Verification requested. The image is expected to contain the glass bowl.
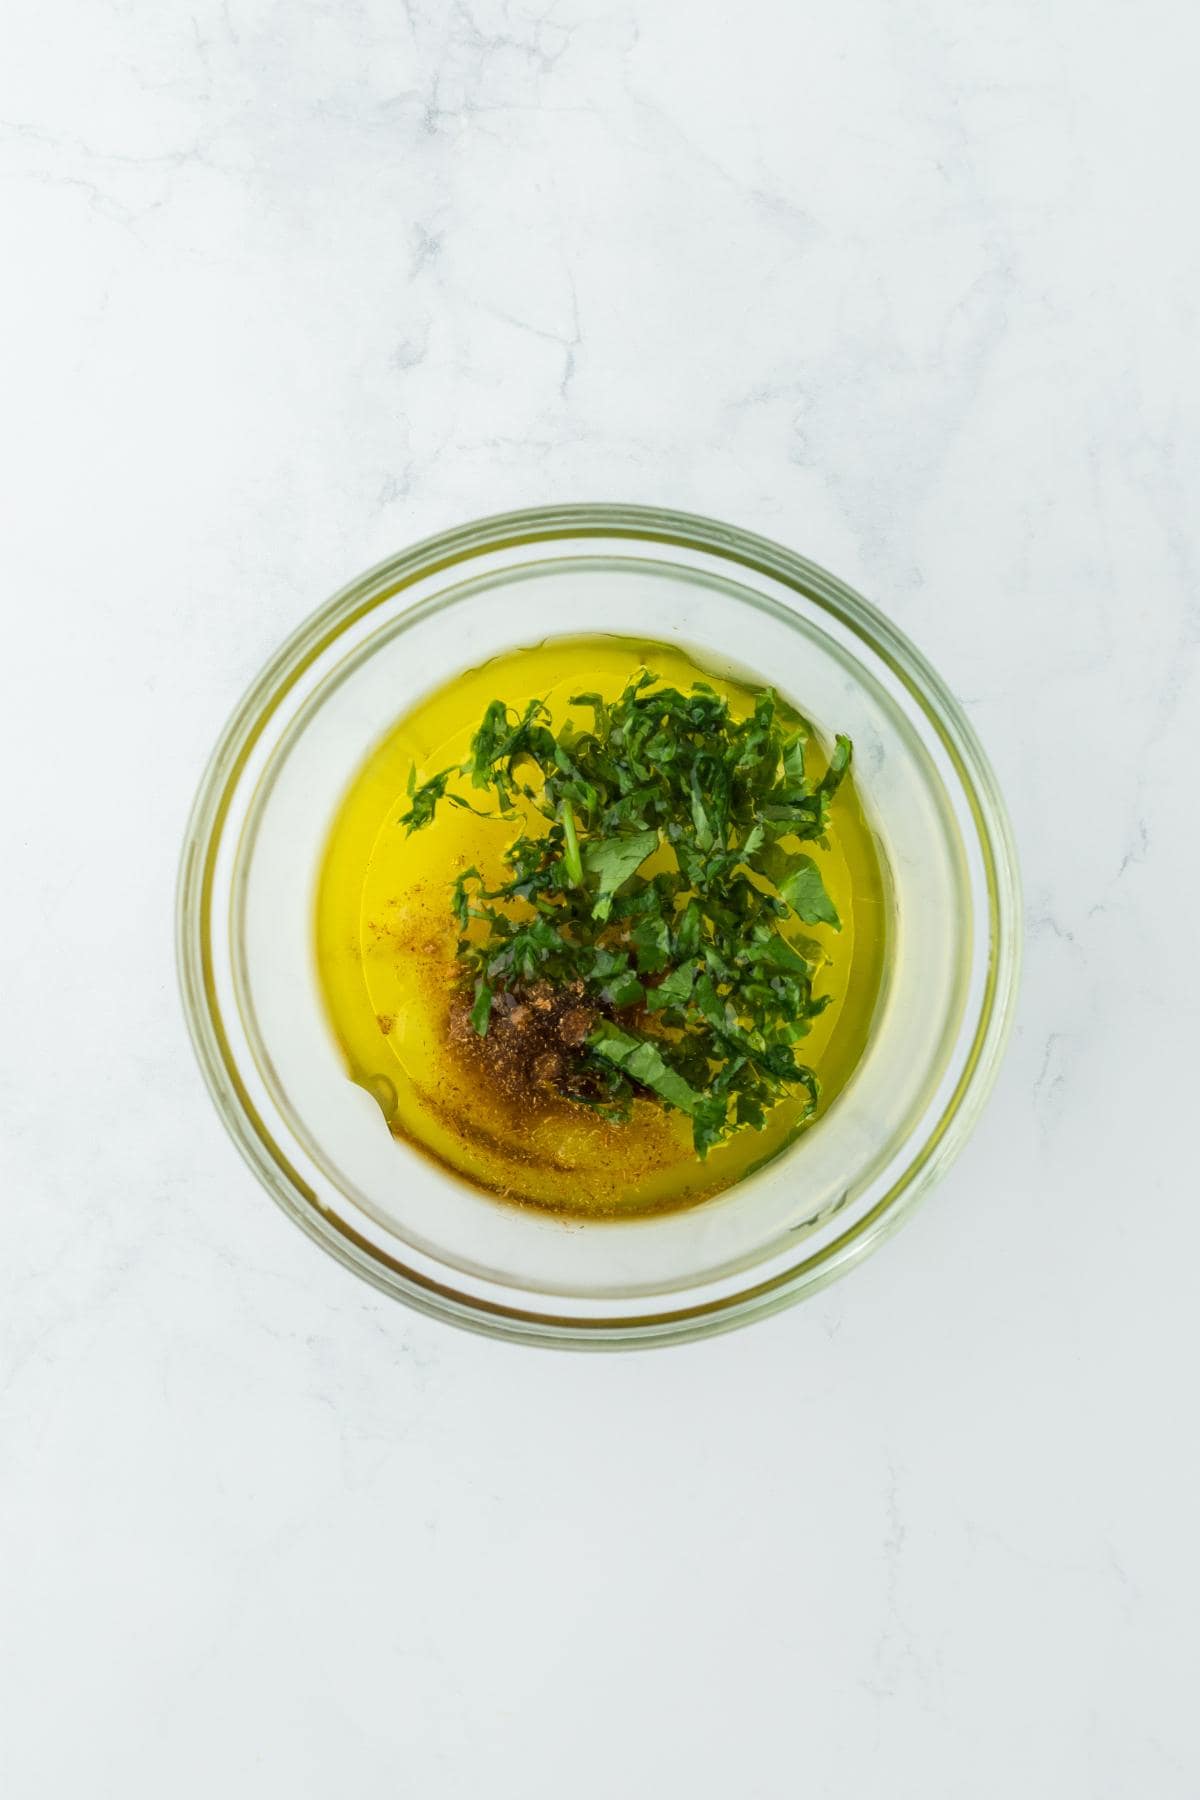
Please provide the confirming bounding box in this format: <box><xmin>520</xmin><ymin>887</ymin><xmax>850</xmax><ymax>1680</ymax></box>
<box><xmin>177</xmin><ymin>505</ymin><xmax>1020</xmax><ymax>1347</ymax></box>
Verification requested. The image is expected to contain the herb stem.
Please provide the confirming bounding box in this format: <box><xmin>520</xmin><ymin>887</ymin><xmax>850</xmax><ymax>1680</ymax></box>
<box><xmin>560</xmin><ymin>798</ymin><xmax>583</xmax><ymax>888</ymax></box>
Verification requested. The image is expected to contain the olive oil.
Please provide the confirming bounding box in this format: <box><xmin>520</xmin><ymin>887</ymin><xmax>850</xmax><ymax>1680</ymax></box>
<box><xmin>315</xmin><ymin>637</ymin><xmax>888</xmax><ymax>1217</ymax></box>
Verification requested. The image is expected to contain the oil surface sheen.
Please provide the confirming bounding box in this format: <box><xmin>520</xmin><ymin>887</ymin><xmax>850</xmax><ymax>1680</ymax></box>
<box><xmin>315</xmin><ymin>637</ymin><xmax>888</xmax><ymax>1217</ymax></box>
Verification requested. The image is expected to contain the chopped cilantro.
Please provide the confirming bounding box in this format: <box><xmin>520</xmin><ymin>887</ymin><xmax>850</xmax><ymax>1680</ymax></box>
<box><xmin>399</xmin><ymin>668</ymin><xmax>853</xmax><ymax>1157</ymax></box>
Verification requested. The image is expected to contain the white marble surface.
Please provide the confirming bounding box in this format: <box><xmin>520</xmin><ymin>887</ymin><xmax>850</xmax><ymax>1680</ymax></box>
<box><xmin>2</xmin><ymin>1</ymin><xmax>1199</xmax><ymax>1793</ymax></box>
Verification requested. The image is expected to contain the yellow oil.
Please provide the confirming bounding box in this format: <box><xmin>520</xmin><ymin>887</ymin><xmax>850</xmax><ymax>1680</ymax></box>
<box><xmin>314</xmin><ymin>636</ymin><xmax>888</xmax><ymax>1217</ymax></box>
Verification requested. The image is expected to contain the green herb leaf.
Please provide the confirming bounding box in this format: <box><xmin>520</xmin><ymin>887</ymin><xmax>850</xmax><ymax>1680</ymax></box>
<box><xmin>776</xmin><ymin>855</ymin><xmax>841</xmax><ymax>928</ymax></box>
<box><xmin>400</xmin><ymin>766</ymin><xmax>454</xmax><ymax>833</ymax></box>
<box><xmin>752</xmin><ymin>933</ymin><xmax>817</xmax><ymax>975</ymax></box>
<box><xmin>782</xmin><ymin>727</ymin><xmax>809</xmax><ymax>792</ymax></box>
<box><xmin>646</xmin><ymin>961</ymin><xmax>696</xmax><ymax>1013</ymax></box>
<box><xmin>589</xmin><ymin>1023</ymin><xmax>703</xmax><ymax>1116</ymax></box>
<box><xmin>470</xmin><ymin>979</ymin><xmax>493</xmax><ymax>1036</ymax></box>
<box><xmin>604</xmin><ymin>970</ymin><xmax>646</xmax><ymax>1011</ymax></box>
<box><xmin>582</xmin><ymin>828</ymin><xmax>658</xmax><ymax>917</ymax></box>
<box><xmin>820</xmin><ymin>734</ymin><xmax>852</xmax><ymax>797</ymax></box>
<box><xmin>630</xmin><ymin>913</ymin><xmax>672</xmax><ymax>973</ymax></box>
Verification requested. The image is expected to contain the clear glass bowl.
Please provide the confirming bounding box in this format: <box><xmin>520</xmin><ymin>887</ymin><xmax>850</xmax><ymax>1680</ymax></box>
<box><xmin>177</xmin><ymin>506</ymin><xmax>1020</xmax><ymax>1347</ymax></box>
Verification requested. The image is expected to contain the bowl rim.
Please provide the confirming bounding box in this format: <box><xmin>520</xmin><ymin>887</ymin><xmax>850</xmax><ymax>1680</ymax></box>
<box><xmin>177</xmin><ymin>503</ymin><xmax>1022</xmax><ymax>1348</ymax></box>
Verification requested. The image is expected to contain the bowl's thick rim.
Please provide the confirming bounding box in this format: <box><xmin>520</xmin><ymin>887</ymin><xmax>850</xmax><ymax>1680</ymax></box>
<box><xmin>177</xmin><ymin>503</ymin><xmax>1022</xmax><ymax>1348</ymax></box>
